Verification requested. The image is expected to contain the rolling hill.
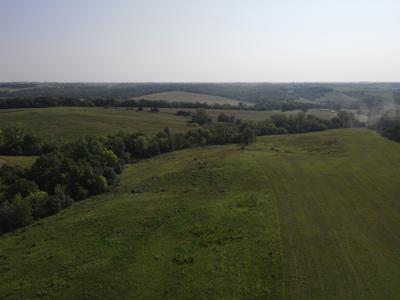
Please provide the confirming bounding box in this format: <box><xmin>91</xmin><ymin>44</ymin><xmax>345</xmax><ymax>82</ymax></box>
<box><xmin>0</xmin><ymin>128</ymin><xmax>399</xmax><ymax>299</ymax></box>
<box><xmin>0</xmin><ymin>107</ymin><xmax>339</xmax><ymax>142</ymax></box>
<box><xmin>0</xmin><ymin>107</ymin><xmax>194</xmax><ymax>141</ymax></box>
<box><xmin>133</xmin><ymin>91</ymin><xmax>247</xmax><ymax>106</ymax></box>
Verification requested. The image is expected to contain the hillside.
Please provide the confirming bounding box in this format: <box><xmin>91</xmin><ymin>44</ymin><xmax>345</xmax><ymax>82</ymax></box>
<box><xmin>133</xmin><ymin>91</ymin><xmax>246</xmax><ymax>106</ymax></box>
<box><xmin>0</xmin><ymin>129</ymin><xmax>399</xmax><ymax>299</ymax></box>
<box><xmin>0</xmin><ymin>107</ymin><xmax>339</xmax><ymax>141</ymax></box>
<box><xmin>0</xmin><ymin>107</ymin><xmax>193</xmax><ymax>141</ymax></box>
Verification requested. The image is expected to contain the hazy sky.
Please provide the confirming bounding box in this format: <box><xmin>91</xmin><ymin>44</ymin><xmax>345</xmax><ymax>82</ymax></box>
<box><xmin>1</xmin><ymin>0</ymin><xmax>399</xmax><ymax>82</ymax></box>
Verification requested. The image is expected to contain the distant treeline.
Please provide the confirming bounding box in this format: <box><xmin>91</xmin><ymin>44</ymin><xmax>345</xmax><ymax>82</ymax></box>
<box><xmin>374</xmin><ymin>116</ymin><xmax>400</xmax><ymax>142</ymax></box>
<box><xmin>0</xmin><ymin>82</ymin><xmax>333</xmax><ymax>102</ymax></box>
<box><xmin>2</xmin><ymin>82</ymin><xmax>400</xmax><ymax>113</ymax></box>
<box><xmin>0</xmin><ymin>110</ymin><xmax>362</xmax><ymax>234</ymax></box>
<box><xmin>0</xmin><ymin>96</ymin><xmax>322</xmax><ymax>111</ymax></box>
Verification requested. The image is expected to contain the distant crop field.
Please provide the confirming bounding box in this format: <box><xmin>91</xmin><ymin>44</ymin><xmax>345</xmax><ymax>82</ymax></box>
<box><xmin>1</xmin><ymin>129</ymin><xmax>399</xmax><ymax>299</ymax></box>
<box><xmin>133</xmin><ymin>90</ymin><xmax>248</xmax><ymax>106</ymax></box>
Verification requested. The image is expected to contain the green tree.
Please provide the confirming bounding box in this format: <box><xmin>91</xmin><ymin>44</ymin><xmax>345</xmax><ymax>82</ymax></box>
<box><xmin>11</xmin><ymin>194</ymin><xmax>33</xmax><ymax>227</ymax></box>
<box><xmin>191</xmin><ymin>109</ymin><xmax>212</xmax><ymax>125</ymax></box>
<box><xmin>240</xmin><ymin>127</ymin><xmax>256</xmax><ymax>145</ymax></box>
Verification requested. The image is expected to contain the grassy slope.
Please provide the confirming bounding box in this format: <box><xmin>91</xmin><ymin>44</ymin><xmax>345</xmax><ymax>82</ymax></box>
<box><xmin>0</xmin><ymin>107</ymin><xmax>193</xmax><ymax>141</ymax></box>
<box><xmin>0</xmin><ymin>107</ymin><xmax>337</xmax><ymax>141</ymax></box>
<box><xmin>133</xmin><ymin>90</ymin><xmax>246</xmax><ymax>106</ymax></box>
<box><xmin>268</xmin><ymin>130</ymin><xmax>400</xmax><ymax>299</ymax></box>
<box><xmin>1</xmin><ymin>129</ymin><xmax>400</xmax><ymax>299</ymax></box>
<box><xmin>0</xmin><ymin>144</ymin><xmax>282</xmax><ymax>299</ymax></box>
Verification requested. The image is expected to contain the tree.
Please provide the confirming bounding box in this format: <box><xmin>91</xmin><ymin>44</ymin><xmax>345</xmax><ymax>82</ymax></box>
<box><xmin>240</xmin><ymin>127</ymin><xmax>256</xmax><ymax>145</ymax></box>
<box><xmin>191</xmin><ymin>109</ymin><xmax>212</xmax><ymax>125</ymax></box>
<box><xmin>5</xmin><ymin>178</ymin><xmax>38</xmax><ymax>199</ymax></box>
<box><xmin>270</xmin><ymin>114</ymin><xmax>288</xmax><ymax>128</ymax></box>
<box><xmin>0</xmin><ymin>126</ymin><xmax>24</xmax><ymax>154</ymax></box>
<box><xmin>10</xmin><ymin>194</ymin><xmax>32</xmax><ymax>228</ymax></box>
<box><xmin>22</xmin><ymin>134</ymin><xmax>43</xmax><ymax>155</ymax></box>
<box><xmin>103</xmin><ymin>167</ymin><xmax>119</xmax><ymax>186</ymax></box>
<box><xmin>217</xmin><ymin>113</ymin><xmax>234</xmax><ymax>123</ymax></box>
<box><xmin>89</xmin><ymin>176</ymin><xmax>108</xmax><ymax>194</ymax></box>
<box><xmin>27</xmin><ymin>191</ymin><xmax>50</xmax><ymax>219</ymax></box>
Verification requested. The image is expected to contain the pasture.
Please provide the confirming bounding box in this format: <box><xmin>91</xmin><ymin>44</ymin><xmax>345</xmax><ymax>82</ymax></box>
<box><xmin>0</xmin><ymin>107</ymin><xmax>339</xmax><ymax>141</ymax></box>
<box><xmin>0</xmin><ymin>107</ymin><xmax>193</xmax><ymax>140</ymax></box>
<box><xmin>0</xmin><ymin>128</ymin><xmax>399</xmax><ymax>299</ymax></box>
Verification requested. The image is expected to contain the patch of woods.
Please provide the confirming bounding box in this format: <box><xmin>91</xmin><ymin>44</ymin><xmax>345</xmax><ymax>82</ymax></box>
<box><xmin>373</xmin><ymin>115</ymin><xmax>400</xmax><ymax>142</ymax></box>
<box><xmin>0</xmin><ymin>110</ymin><xmax>362</xmax><ymax>234</ymax></box>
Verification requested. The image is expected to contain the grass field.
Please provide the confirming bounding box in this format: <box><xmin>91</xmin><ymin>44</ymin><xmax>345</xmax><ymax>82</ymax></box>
<box><xmin>133</xmin><ymin>90</ymin><xmax>246</xmax><ymax>106</ymax></box>
<box><xmin>0</xmin><ymin>156</ymin><xmax>37</xmax><ymax>168</ymax></box>
<box><xmin>0</xmin><ymin>128</ymin><xmax>399</xmax><ymax>299</ymax></box>
<box><xmin>0</xmin><ymin>107</ymin><xmax>338</xmax><ymax>141</ymax></box>
<box><xmin>0</xmin><ymin>107</ymin><xmax>193</xmax><ymax>141</ymax></box>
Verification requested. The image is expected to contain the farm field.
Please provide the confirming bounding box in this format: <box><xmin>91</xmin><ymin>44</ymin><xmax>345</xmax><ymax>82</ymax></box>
<box><xmin>0</xmin><ymin>128</ymin><xmax>399</xmax><ymax>299</ymax></box>
<box><xmin>132</xmin><ymin>90</ymin><xmax>247</xmax><ymax>106</ymax></box>
<box><xmin>0</xmin><ymin>107</ymin><xmax>342</xmax><ymax>141</ymax></box>
<box><xmin>0</xmin><ymin>107</ymin><xmax>194</xmax><ymax>141</ymax></box>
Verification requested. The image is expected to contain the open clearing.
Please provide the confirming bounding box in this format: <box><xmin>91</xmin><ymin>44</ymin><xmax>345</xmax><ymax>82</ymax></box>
<box><xmin>0</xmin><ymin>156</ymin><xmax>37</xmax><ymax>168</ymax></box>
<box><xmin>0</xmin><ymin>128</ymin><xmax>399</xmax><ymax>299</ymax></box>
<box><xmin>133</xmin><ymin>90</ymin><xmax>247</xmax><ymax>106</ymax></box>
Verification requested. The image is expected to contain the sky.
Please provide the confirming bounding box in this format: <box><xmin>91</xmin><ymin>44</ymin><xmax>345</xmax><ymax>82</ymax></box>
<box><xmin>0</xmin><ymin>0</ymin><xmax>399</xmax><ymax>82</ymax></box>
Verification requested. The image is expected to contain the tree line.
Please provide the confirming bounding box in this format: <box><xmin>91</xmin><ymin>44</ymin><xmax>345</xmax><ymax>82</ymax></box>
<box><xmin>0</xmin><ymin>110</ymin><xmax>362</xmax><ymax>234</ymax></box>
<box><xmin>0</xmin><ymin>96</ymin><xmax>325</xmax><ymax>112</ymax></box>
<box><xmin>374</xmin><ymin>116</ymin><xmax>400</xmax><ymax>142</ymax></box>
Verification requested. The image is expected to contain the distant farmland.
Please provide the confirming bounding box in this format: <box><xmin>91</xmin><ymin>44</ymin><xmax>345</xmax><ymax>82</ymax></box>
<box><xmin>133</xmin><ymin>90</ymin><xmax>248</xmax><ymax>106</ymax></box>
<box><xmin>0</xmin><ymin>106</ymin><xmax>367</xmax><ymax>142</ymax></box>
<box><xmin>0</xmin><ymin>107</ymin><xmax>335</xmax><ymax>140</ymax></box>
<box><xmin>0</xmin><ymin>107</ymin><xmax>193</xmax><ymax>141</ymax></box>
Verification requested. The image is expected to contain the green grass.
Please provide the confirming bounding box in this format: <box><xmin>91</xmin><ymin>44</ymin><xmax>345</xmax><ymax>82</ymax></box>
<box><xmin>133</xmin><ymin>90</ymin><xmax>247</xmax><ymax>106</ymax></box>
<box><xmin>0</xmin><ymin>156</ymin><xmax>37</xmax><ymax>168</ymax></box>
<box><xmin>0</xmin><ymin>142</ymin><xmax>282</xmax><ymax>299</ymax></box>
<box><xmin>0</xmin><ymin>107</ymin><xmax>194</xmax><ymax>141</ymax></box>
<box><xmin>1</xmin><ymin>129</ymin><xmax>400</xmax><ymax>299</ymax></box>
<box><xmin>0</xmin><ymin>107</ymin><xmax>336</xmax><ymax>142</ymax></box>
